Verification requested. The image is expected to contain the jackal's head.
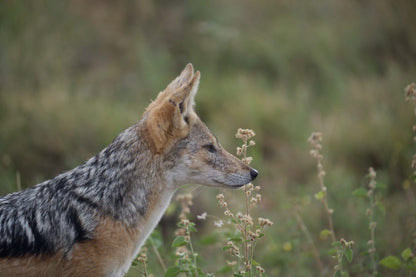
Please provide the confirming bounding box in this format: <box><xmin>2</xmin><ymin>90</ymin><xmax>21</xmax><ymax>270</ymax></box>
<box><xmin>143</xmin><ymin>64</ymin><xmax>258</xmax><ymax>188</ymax></box>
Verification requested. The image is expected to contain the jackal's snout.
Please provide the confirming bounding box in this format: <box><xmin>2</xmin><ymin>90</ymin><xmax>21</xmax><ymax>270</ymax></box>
<box><xmin>250</xmin><ymin>168</ymin><xmax>259</xmax><ymax>181</ymax></box>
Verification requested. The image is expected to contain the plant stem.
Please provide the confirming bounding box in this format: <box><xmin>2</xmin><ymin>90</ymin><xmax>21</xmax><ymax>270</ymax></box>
<box><xmin>187</xmin><ymin>227</ymin><xmax>199</xmax><ymax>277</ymax></box>
<box><xmin>317</xmin><ymin>165</ymin><xmax>337</xmax><ymax>244</ymax></box>
<box><xmin>368</xmin><ymin>168</ymin><xmax>378</xmax><ymax>276</ymax></box>
<box><xmin>294</xmin><ymin>208</ymin><xmax>324</xmax><ymax>276</ymax></box>
<box><xmin>149</xmin><ymin>237</ymin><xmax>167</xmax><ymax>272</ymax></box>
<box><xmin>241</xmin><ymin>135</ymin><xmax>252</xmax><ymax>276</ymax></box>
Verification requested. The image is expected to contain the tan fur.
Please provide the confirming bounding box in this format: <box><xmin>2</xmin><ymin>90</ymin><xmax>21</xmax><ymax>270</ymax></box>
<box><xmin>0</xmin><ymin>218</ymin><xmax>139</xmax><ymax>277</ymax></box>
<box><xmin>68</xmin><ymin>217</ymin><xmax>141</xmax><ymax>277</ymax></box>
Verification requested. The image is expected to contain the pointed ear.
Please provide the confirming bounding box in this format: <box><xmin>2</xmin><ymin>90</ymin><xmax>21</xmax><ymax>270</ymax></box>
<box><xmin>144</xmin><ymin>64</ymin><xmax>201</xmax><ymax>153</ymax></box>
<box><xmin>170</xmin><ymin>70</ymin><xmax>200</xmax><ymax>119</ymax></box>
<box><xmin>166</xmin><ymin>63</ymin><xmax>194</xmax><ymax>91</ymax></box>
<box><xmin>144</xmin><ymin>63</ymin><xmax>194</xmax><ymax>114</ymax></box>
<box><xmin>144</xmin><ymin>68</ymin><xmax>201</xmax><ymax>154</ymax></box>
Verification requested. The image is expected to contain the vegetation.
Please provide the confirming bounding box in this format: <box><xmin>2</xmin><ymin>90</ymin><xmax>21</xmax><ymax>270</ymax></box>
<box><xmin>1</xmin><ymin>0</ymin><xmax>416</xmax><ymax>276</ymax></box>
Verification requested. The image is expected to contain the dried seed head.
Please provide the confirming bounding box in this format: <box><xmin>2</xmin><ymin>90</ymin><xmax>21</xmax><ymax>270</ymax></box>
<box><xmin>241</xmin><ymin>214</ymin><xmax>254</xmax><ymax>225</ymax></box>
<box><xmin>405</xmin><ymin>83</ymin><xmax>416</xmax><ymax>103</ymax></box>
<box><xmin>180</xmin><ymin>218</ymin><xmax>190</xmax><ymax>225</ymax></box>
<box><xmin>242</xmin><ymin>157</ymin><xmax>253</xmax><ymax>165</ymax></box>
<box><xmin>308</xmin><ymin>132</ymin><xmax>323</xmax><ymax>145</ymax></box>
<box><xmin>368</xmin><ymin>167</ymin><xmax>376</xmax><ymax>179</ymax></box>
<box><xmin>236</xmin><ymin>128</ymin><xmax>256</xmax><ymax>140</ymax></box>
<box><xmin>258</xmin><ymin>217</ymin><xmax>274</xmax><ymax>227</ymax></box>
<box><xmin>137</xmin><ymin>252</ymin><xmax>148</xmax><ymax>263</ymax></box>
<box><xmin>249</xmin><ymin>230</ymin><xmax>258</xmax><ymax>240</ymax></box>
<box><xmin>227</xmin><ymin>261</ymin><xmax>237</xmax><ymax>266</ymax></box>
<box><xmin>224</xmin><ymin>210</ymin><xmax>232</xmax><ymax>216</ymax></box>
<box><xmin>256</xmin><ymin>265</ymin><xmax>265</xmax><ymax>273</ymax></box>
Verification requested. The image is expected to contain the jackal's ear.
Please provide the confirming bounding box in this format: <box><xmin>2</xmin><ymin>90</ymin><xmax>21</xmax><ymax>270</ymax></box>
<box><xmin>170</xmin><ymin>70</ymin><xmax>200</xmax><ymax>119</ymax></box>
<box><xmin>144</xmin><ymin>64</ymin><xmax>195</xmax><ymax>114</ymax></box>
<box><xmin>166</xmin><ymin>63</ymin><xmax>195</xmax><ymax>92</ymax></box>
<box><xmin>144</xmin><ymin>67</ymin><xmax>200</xmax><ymax>154</ymax></box>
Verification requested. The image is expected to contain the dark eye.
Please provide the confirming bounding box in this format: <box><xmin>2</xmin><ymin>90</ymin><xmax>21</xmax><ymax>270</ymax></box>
<box><xmin>203</xmin><ymin>143</ymin><xmax>216</xmax><ymax>153</ymax></box>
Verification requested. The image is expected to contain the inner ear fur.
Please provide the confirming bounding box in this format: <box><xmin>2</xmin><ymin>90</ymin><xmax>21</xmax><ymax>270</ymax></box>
<box><xmin>144</xmin><ymin>64</ymin><xmax>200</xmax><ymax>154</ymax></box>
<box><xmin>170</xmin><ymin>71</ymin><xmax>200</xmax><ymax>117</ymax></box>
<box><xmin>145</xmin><ymin>99</ymin><xmax>189</xmax><ymax>154</ymax></box>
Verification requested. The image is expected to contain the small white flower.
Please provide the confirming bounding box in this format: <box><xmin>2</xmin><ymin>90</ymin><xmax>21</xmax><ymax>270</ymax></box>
<box><xmin>197</xmin><ymin>212</ymin><xmax>207</xmax><ymax>220</ymax></box>
<box><xmin>214</xmin><ymin>220</ymin><xmax>224</xmax><ymax>227</ymax></box>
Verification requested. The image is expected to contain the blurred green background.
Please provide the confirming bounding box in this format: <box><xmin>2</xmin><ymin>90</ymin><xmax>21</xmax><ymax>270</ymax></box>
<box><xmin>1</xmin><ymin>0</ymin><xmax>416</xmax><ymax>276</ymax></box>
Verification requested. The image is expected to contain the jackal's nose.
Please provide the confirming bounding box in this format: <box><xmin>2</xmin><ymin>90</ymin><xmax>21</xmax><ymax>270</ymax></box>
<box><xmin>250</xmin><ymin>168</ymin><xmax>258</xmax><ymax>181</ymax></box>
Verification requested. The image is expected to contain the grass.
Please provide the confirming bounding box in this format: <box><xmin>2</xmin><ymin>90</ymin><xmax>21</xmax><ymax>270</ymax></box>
<box><xmin>1</xmin><ymin>0</ymin><xmax>416</xmax><ymax>276</ymax></box>
<box><xmin>129</xmin><ymin>95</ymin><xmax>416</xmax><ymax>276</ymax></box>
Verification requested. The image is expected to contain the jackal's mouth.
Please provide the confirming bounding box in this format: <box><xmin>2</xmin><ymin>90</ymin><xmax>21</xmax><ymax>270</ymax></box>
<box><xmin>212</xmin><ymin>179</ymin><xmax>248</xmax><ymax>189</ymax></box>
<box><xmin>230</xmin><ymin>184</ymin><xmax>246</xmax><ymax>189</ymax></box>
<box><xmin>212</xmin><ymin>169</ymin><xmax>258</xmax><ymax>189</ymax></box>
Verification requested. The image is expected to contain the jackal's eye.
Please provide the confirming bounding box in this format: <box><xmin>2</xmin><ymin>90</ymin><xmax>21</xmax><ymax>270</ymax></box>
<box><xmin>203</xmin><ymin>143</ymin><xmax>216</xmax><ymax>153</ymax></box>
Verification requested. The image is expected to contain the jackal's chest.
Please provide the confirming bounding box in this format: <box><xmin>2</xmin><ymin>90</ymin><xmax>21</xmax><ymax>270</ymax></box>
<box><xmin>86</xmin><ymin>188</ymin><xmax>176</xmax><ymax>276</ymax></box>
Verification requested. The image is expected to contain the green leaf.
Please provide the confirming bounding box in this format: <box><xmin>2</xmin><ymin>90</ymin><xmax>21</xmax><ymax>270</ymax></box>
<box><xmin>405</xmin><ymin>258</ymin><xmax>416</xmax><ymax>272</ymax></box>
<box><xmin>188</xmin><ymin>225</ymin><xmax>197</xmax><ymax>232</ymax></box>
<box><xmin>332</xmin><ymin>241</ymin><xmax>342</xmax><ymax>247</ymax></box>
<box><xmin>164</xmin><ymin>266</ymin><xmax>185</xmax><ymax>277</ymax></box>
<box><xmin>314</xmin><ymin>190</ymin><xmax>325</xmax><ymax>200</ymax></box>
<box><xmin>233</xmin><ymin>274</ymin><xmax>243</xmax><ymax>277</ymax></box>
<box><xmin>352</xmin><ymin>187</ymin><xmax>368</xmax><ymax>198</ymax></box>
<box><xmin>320</xmin><ymin>229</ymin><xmax>331</xmax><ymax>240</ymax></box>
<box><xmin>379</xmin><ymin>255</ymin><xmax>402</xmax><ymax>270</ymax></box>
<box><xmin>131</xmin><ymin>258</ymin><xmax>139</xmax><ymax>267</ymax></box>
<box><xmin>172</xmin><ymin>236</ymin><xmax>188</xmax><ymax>247</ymax></box>
<box><xmin>328</xmin><ymin>247</ymin><xmax>338</xmax><ymax>256</ymax></box>
<box><xmin>345</xmin><ymin>248</ymin><xmax>353</xmax><ymax>263</ymax></box>
<box><xmin>401</xmin><ymin>248</ymin><xmax>413</xmax><ymax>261</ymax></box>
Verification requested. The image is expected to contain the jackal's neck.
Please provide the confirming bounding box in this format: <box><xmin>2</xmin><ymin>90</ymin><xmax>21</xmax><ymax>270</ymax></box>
<box><xmin>69</xmin><ymin>122</ymin><xmax>176</xmax><ymax>226</ymax></box>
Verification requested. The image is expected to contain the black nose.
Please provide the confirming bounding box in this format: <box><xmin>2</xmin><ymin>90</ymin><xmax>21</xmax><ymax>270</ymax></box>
<box><xmin>250</xmin><ymin>168</ymin><xmax>259</xmax><ymax>181</ymax></box>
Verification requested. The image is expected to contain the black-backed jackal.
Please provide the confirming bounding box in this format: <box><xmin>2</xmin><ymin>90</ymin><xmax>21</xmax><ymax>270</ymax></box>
<box><xmin>0</xmin><ymin>64</ymin><xmax>258</xmax><ymax>276</ymax></box>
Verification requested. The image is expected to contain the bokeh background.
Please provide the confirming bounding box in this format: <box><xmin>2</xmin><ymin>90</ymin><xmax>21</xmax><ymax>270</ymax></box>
<box><xmin>1</xmin><ymin>0</ymin><xmax>416</xmax><ymax>276</ymax></box>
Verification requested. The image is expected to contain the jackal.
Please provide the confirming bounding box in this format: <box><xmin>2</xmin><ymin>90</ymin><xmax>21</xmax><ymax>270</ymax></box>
<box><xmin>0</xmin><ymin>64</ymin><xmax>258</xmax><ymax>277</ymax></box>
